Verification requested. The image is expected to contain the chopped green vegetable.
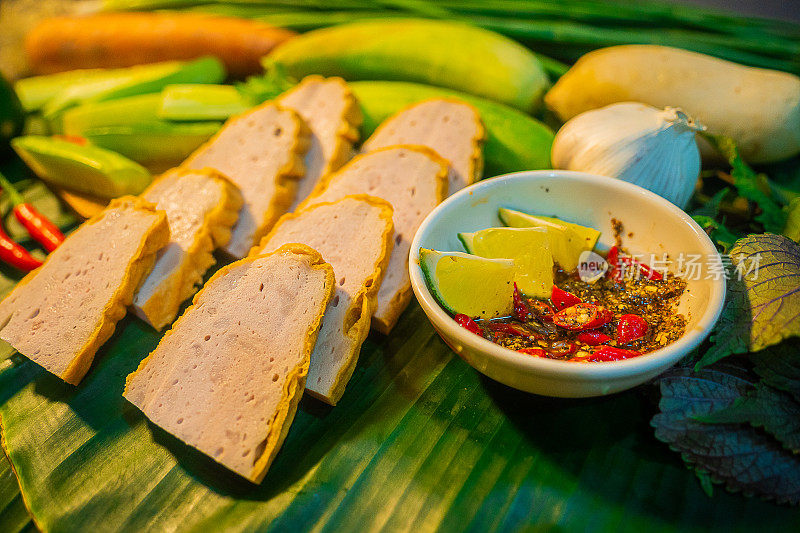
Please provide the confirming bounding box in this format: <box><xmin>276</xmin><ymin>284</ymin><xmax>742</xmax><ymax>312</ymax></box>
<box><xmin>41</xmin><ymin>57</ymin><xmax>226</xmax><ymax>121</ymax></box>
<box><xmin>158</xmin><ymin>84</ymin><xmax>252</xmax><ymax>121</ymax></box>
<box><xmin>11</xmin><ymin>136</ymin><xmax>151</xmax><ymax>198</ymax></box>
<box><xmin>62</xmin><ymin>93</ymin><xmax>165</xmax><ymax>132</ymax></box>
<box><xmin>79</xmin><ymin>123</ymin><xmax>220</xmax><ymax>168</ymax></box>
<box><xmin>15</xmin><ymin>68</ymin><xmax>127</xmax><ymax>113</ymax></box>
<box><xmin>698</xmin><ymin>234</ymin><xmax>800</xmax><ymax>369</ymax></box>
<box><xmin>61</xmin><ymin>94</ymin><xmax>221</xmax><ymax>167</ymax></box>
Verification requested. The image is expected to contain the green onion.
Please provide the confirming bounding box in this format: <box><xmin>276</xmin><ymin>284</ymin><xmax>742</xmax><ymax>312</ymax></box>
<box><xmin>105</xmin><ymin>0</ymin><xmax>800</xmax><ymax>74</ymax></box>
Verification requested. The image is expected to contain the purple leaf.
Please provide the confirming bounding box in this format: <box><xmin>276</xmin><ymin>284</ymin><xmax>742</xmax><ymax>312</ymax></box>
<box><xmin>652</xmin><ymin>367</ymin><xmax>800</xmax><ymax>504</ymax></box>
<box><xmin>751</xmin><ymin>340</ymin><xmax>800</xmax><ymax>404</ymax></box>
<box><xmin>698</xmin><ymin>382</ymin><xmax>800</xmax><ymax>453</ymax></box>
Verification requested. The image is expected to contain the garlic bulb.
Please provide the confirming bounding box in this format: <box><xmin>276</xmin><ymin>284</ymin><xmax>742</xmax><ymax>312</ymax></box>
<box><xmin>551</xmin><ymin>102</ymin><xmax>704</xmax><ymax>208</ymax></box>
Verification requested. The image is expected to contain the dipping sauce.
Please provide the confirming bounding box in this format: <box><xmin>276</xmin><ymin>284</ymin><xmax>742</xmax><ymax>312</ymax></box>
<box><xmin>455</xmin><ymin>246</ymin><xmax>687</xmax><ymax>362</ymax></box>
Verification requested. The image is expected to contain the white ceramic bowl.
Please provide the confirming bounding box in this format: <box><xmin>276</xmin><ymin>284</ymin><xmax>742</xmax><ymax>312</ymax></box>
<box><xmin>409</xmin><ymin>170</ymin><xmax>726</xmax><ymax>398</ymax></box>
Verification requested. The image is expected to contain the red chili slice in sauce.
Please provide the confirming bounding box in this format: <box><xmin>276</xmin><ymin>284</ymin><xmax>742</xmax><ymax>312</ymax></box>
<box><xmin>606</xmin><ymin>246</ymin><xmax>663</xmax><ymax>281</ymax></box>
<box><xmin>577</xmin><ymin>331</ymin><xmax>612</xmax><ymax>346</ymax></box>
<box><xmin>487</xmin><ymin>322</ymin><xmax>528</xmax><ymax>337</ymax></box>
<box><xmin>528</xmin><ymin>300</ymin><xmax>555</xmax><ymax>322</ymax></box>
<box><xmin>548</xmin><ymin>341</ymin><xmax>577</xmax><ymax>357</ymax></box>
<box><xmin>621</xmin><ymin>257</ymin><xmax>663</xmax><ymax>281</ymax></box>
<box><xmin>588</xmin><ymin>346</ymin><xmax>641</xmax><ymax>362</ymax></box>
<box><xmin>455</xmin><ymin>314</ymin><xmax>483</xmax><ymax>337</ymax></box>
<box><xmin>606</xmin><ymin>245</ymin><xmax>621</xmax><ymax>280</ymax></box>
<box><xmin>551</xmin><ymin>286</ymin><xmax>581</xmax><ymax>310</ymax></box>
<box><xmin>616</xmin><ymin>314</ymin><xmax>649</xmax><ymax>344</ymax></box>
<box><xmin>552</xmin><ymin>303</ymin><xmax>612</xmax><ymax>331</ymax></box>
<box><xmin>517</xmin><ymin>347</ymin><xmax>546</xmax><ymax>357</ymax></box>
<box><xmin>512</xmin><ymin>283</ymin><xmax>532</xmax><ymax>321</ymax></box>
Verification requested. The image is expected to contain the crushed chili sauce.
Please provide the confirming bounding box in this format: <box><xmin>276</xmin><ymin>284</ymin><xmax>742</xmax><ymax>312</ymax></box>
<box><xmin>461</xmin><ymin>256</ymin><xmax>687</xmax><ymax>362</ymax></box>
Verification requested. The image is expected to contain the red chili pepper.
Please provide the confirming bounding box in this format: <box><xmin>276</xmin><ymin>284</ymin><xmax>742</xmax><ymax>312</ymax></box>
<box><xmin>589</xmin><ymin>346</ymin><xmax>642</xmax><ymax>362</ymax></box>
<box><xmin>517</xmin><ymin>347</ymin><xmax>546</xmax><ymax>357</ymax></box>
<box><xmin>548</xmin><ymin>341</ymin><xmax>577</xmax><ymax>357</ymax></box>
<box><xmin>528</xmin><ymin>300</ymin><xmax>555</xmax><ymax>322</ymax></box>
<box><xmin>551</xmin><ymin>285</ymin><xmax>581</xmax><ymax>310</ymax></box>
<box><xmin>0</xmin><ymin>172</ymin><xmax>65</xmax><ymax>252</ymax></box>
<box><xmin>577</xmin><ymin>331</ymin><xmax>612</xmax><ymax>346</ymax></box>
<box><xmin>454</xmin><ymin>314</ymin><xmax>483</xmax><ymax>337</ymax></box>
<box><xmin>606</xmin><ymin>246</ymin><xmax>621</xmax><ymax>281</ymax></box>
<box><xmin>53</xmin><ymin>134</ymin><xmax>88</xmax><ymax>146</ymax></box>
<box><xmin>487</xmin><ymin>322</ymin><xmax>527</xmax><ymax>336</ymax></box>
<box><xmin>0</xmin><ymin>225</ymin><xmax>42</xmax><ymax>272</ymax></box>
<box><xmin>512</xmin><ymin>283</ymin><xmax>531</xmax><ymax>321</ymax></box>
<box><xmin>607</xmin><ymin>246</ymin><xmax>663</xmax><ymax>281</ymax></box>
<box><xmin>620</xmin><ymin>257</ymin><xmax>663</xmax><ymax>281</ymax></box>
<box><xmin>616</xmin><ymin>314</ymin><xmax>649</xmax><ymax>344</ymax></box>
<box><xmin>552</xmin><ymin>302</ymin><xmax>612</xmax><ymax>331</ymax></box>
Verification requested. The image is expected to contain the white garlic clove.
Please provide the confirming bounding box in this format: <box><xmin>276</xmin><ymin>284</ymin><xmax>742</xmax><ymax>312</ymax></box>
<box><xmin>551</xmin><ymin>102</ymin><xmax>705</xmax><ymax>208</ymax></box>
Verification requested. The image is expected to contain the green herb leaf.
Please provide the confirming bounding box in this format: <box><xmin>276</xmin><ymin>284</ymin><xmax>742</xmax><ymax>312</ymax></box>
<box><xmin>692</xmin><ymin>186</ymin><xmax>731</xmax><ymax>218</ymax></box>
<box><xmin>697</xmin><ymin>233</ymin><xmax>800</xmax><ymax>369</ymax></box>
<box><xmin>702</xmin><ymin>133</ymin><xmax>787</xmax><ymax>234</ymax></box>
<box><xmin>692</xmin><ymin>215</ymin><xmax>740</xmax><ymax>253</ymax></box>
<box><xmin>697</xmin><ymin>382</ymin><xmax>800</xmax><ymax>453</ymax></box>
<box><xmin>652</xmin><ymin>367</ymin><xmax>800</xmax><ymax>504</ymax></box>
<box><xmin>236</xmin><ymin>63</ymin><xmax>297</xmax><ymax>104</ymax></box>
<box><xmin>751</xmin><ymin>339</ymin><xmax>800</xmax><ymax>403</ymax></box>
<box><xmin>695</xmin><ymin>470</ymin><xmax>715</xmax><ymax>497</ymax></box>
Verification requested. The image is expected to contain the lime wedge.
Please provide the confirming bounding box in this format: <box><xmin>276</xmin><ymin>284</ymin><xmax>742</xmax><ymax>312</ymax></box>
<box><xmin>498</xmin><ymin>208</ymin><xmax>600</xmax><ymax>270</ymax></box>
<box><xmin>457</xmin><ymin>231</ymin><xmax>476</xmax><ymax>254</ymax></box>
<box><xmin>459</xmin><ymin>227</ymin><xmax>553</xmax><ymax>298</ymax></box>
<box><xmin>419</xmin><ymin>249</ymin><xmax>514</xmax><ymax>319</ymax></box>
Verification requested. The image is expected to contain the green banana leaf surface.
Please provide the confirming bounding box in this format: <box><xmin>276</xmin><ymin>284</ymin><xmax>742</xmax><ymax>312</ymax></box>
<box><xmin>1</xmin><ymin>299</ymin><xmax>800</xmax><ymax>531</ymax></box>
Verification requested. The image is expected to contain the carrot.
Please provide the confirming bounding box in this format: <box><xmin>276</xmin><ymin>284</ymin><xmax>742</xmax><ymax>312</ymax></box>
<box><xmin>25</xmin><ymin>12</ymin><xmax>297</xmax><ymax>78</ymax></box>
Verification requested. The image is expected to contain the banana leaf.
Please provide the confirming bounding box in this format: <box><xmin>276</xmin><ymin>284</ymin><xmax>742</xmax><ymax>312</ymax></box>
<box><xmin>0</xmin><ymin>459</ymin><xmax>30</xmax><ymax>533</ymax></box>
<box><xmin>0</xmin><ymin>345</ymin><xmax>31</xmax><ymax>533</ymax></box>
<box><xmin>1</xmin><ymin>301</ymin><xmax>799</xmax><ymax>532</ymax></box>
